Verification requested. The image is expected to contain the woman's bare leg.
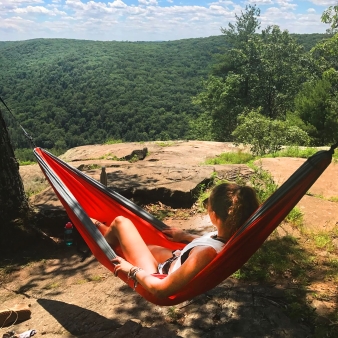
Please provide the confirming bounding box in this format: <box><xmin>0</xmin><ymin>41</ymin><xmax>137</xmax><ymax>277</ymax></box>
<box><xmin>103</xmin><ymin>216</ymin><xmax>159</xmax><ymax>274</ymax></box>
<box><xmin>148</xmin><ymin>245</ymin><xmax>173</xmax><ymax>263</ymax></box>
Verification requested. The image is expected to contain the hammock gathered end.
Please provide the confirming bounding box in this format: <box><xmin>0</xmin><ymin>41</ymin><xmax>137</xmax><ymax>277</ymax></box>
<box><xmin>34</xmin><ymin>146</ymin><xmax>335</xmax><ymax>306</ymax></box>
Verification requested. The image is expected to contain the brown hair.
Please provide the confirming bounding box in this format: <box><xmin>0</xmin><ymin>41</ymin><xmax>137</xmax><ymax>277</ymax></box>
<box><xmin>208</xmin><ymin>183</ymin><xmax>260</xmax><ymax>236</ymax></box>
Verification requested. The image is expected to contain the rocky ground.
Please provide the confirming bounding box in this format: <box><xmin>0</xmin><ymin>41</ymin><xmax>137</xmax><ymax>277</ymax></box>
<box><xmin>1</xmin><ymin>141</ymin><xmax>337</xmax><ymax>337</ymax></box>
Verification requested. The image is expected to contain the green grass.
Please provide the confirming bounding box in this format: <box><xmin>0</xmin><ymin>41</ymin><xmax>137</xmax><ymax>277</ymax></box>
<box><xmin>86</xmin><ymin>164</ymin><xmax>102</xmax><ymax>170</ymax></box>
<box><xmin>25</xmin><ymin>176</ymin><xmax>49</xmax><ymax>198</ymax></box>
<box><xmin>312</xmin><ymin>232</ymin><xmax>334</xmax><ymax>251</ymax></box>
<box><xmin>18</xmin><ymin>160</ymin><xmax>37</xmax><ymax>166</ymax></box>
<box><xmin>166</xmin><ymin>306</ymin><xmax>183</xmax><ymax>323</ymax></box>
<box><xmin>306</xmin><ymin>191</ymin><xmax>338</xmax><ymax>203</ymax></box>
<box><xmin>268</xmin><ymin>146</ymin><xmax>318</xmax><ymax>158</ymax></box>
<box><xmin>204</xmin><ymin>147</ymin><xmax>337</xmax><ymax>167</ymax></box>
<box><xmin>326</xmin><ymin>259</ymin><xmax>338</xmax><ymax>283</ymax></box>
<box><xmin>44</xmin><ymin>282</ymin><xmax>60</xmax><ymax>289</ymax></box>
<box><xmin>128</xmin><ymin>154</ymin><xmax>139</xmax><ymax>163</ymax></box>
<box><xmin>333</xmin><ymin>149</ymin><xmax>338</xmax><ymax>163</ymax></box>
<box><xmin>88</xmin><ymin>275</ymin><xmax>103</xmax><ymax>282</ymax></box>
<box><xmin>104</xmin><ymin>139</ymin><xmax>123</xmax><ymax>145</ymax></box>
<box><xmin>156</xmin><ymin>141</ymin><xmax>176</xmax><ymax>147</ymax></box>
<box><xmin>285</xmin><ymin>207</ymin><xmax>304</xmax><ymax>228</ymax></box>
<box><xmin>205</xmin><ymin>150</ymin><xmax>255</xmax><ymax>165</ymax></box>
<box><xmin>232</xmin><ymin>235</ymin><xmax>313</xmax><ymax>283</ymax></box>
<box><xmin>98</xmin><ymin>153</ymin><xmax>120</xmax><ymax>160</ymax></box>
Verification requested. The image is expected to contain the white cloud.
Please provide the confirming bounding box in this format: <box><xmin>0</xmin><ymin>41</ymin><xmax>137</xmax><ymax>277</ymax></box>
<box><xmin>307</xmin><ymin>8</ymin><xmax>316</xmax><ymax>13</ymax></box>
<box><xmin>0</xmin><ymin>0</ymin><xmax>44</xmax><ymax>12</ymax></box>
<box><xmin>262</xmin><ymin>6</ymin><xmax>296</xmax><ymax>24</ymax></box>
<box><xmin>261</xmin><ymin>6</ymin><xmax>325</xmax><ymax>33</ymax></box>
<box><xmin>138</xmin><ymin>0</ymin><xmax>158</xmax><ymax>5</ymax></box>
<box><xmin>275</xmin><ymin>0</ymin><xmax>297</xmax><ymax>10</ymax></box>
<box><xmin>109</xmin><ymin>0</ymin><xmax>127</xmax><ymax>9</ymax></box>
<box><xmin>0</xmin><ymin>0</ymin><xmax>329</xmax><ymax>41</ymax></box>
<box><xmin>246</xmin><ymin>0</ymin><xmax>273</xmax><ymax>5</ymax></box>
<box><xmin>2</xmin><ymin>0</ymin><xmax>43</xmax><ymax>4</ymax></box>
<box><xmin>309</xmin><ymin>0</ymin><xmax>337</xmax><ymax>5</ymax></box>
<box><xmin>13</xmin><ymin>5</ymin><xmax>66</xmax><ymax>15</ymax></box>
<box><xmin>0</xmin><ymin>16</ymin><xmax>35</xmax><ymax>33</ymax></box>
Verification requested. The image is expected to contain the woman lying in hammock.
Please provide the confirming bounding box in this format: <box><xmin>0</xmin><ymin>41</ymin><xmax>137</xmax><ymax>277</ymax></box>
<box><xmin>91</xmin><ymin>183</ymin><xmax>259</xmax><ymax>298</ymax></box>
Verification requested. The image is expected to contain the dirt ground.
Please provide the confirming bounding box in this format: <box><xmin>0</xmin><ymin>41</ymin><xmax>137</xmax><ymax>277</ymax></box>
<box><xmin>1</xmin><ymin>142</ymin><xmax>337</xmax><ymax>337</ymax></box>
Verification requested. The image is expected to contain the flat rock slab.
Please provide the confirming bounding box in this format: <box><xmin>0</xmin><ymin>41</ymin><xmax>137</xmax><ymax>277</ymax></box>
<box><xmin>59</xmin><ymin>141</ymin><xmax>247</xmax><ymax>165</ymax></box>
<box><xmin>22</xmin><ymin>142</ymin><xmax>338</xmax><ymax>234</ymax></box>
<box><xmin>256</xmin><ymin>157</ymin><xmax>338</xmax><ymax>198</ymax></box>
<box><xmin>256</xmin><ymin>158</ymin><xmax>338</xmax><ymax>231</ymax></box>
<box><xmin>29</xmin><ymin>141</ymin><xmax>253</xmax><ymax>210</ymax></box>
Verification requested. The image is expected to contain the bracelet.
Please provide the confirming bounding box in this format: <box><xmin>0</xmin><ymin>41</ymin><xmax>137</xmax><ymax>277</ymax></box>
<box><xmin>128</xmin><ymin>266</ymin><xmax>143</xmax><ymax>290</ymax></box>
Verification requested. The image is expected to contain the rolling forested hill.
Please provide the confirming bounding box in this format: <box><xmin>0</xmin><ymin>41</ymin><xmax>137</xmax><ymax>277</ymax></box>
<box><xmin>0</xmin><ymin>34</ymin><xmax>328</xmax><ymax>150</ymax></box>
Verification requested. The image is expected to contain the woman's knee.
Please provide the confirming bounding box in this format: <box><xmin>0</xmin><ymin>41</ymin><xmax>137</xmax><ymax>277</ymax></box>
<box><xmin>110</xmin><ymin>216</ymin><xmax>134</xmax><ymax>231</ymax></box>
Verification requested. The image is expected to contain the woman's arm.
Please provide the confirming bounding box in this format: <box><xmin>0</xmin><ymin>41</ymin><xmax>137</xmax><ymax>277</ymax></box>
<box><xmin>162</xmin><ymin>227</ymin><xmax>200</xmax><ymax>243</ymax></box>
<box><xmin>113</xmin><ymin>245</ymin><xmax>217</xmax><ymax>298</ymax></box>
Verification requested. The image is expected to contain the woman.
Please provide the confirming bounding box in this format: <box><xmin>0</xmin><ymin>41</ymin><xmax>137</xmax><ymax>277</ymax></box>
<box><xmin>91</xmin><ymin>183</ymin><xmax>259</xmax><ymax>298</ymax></box>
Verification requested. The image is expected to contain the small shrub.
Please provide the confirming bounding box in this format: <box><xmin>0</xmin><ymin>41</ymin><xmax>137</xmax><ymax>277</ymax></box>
<box><xmin>232</xmin><ymin>110</ymin><xmax>310</xmax><ymax>156</ymax></box>
<box><xmin>248</xmin><ymin>163</ymin><xmax>278</xmax><ymax>203</ymax></box>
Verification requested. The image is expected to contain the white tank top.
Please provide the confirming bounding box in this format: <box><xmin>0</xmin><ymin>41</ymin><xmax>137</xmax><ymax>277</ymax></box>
<box><xmin>169</xmin><ymin>231</ymin><xmax>225</xmax><ymax>274</ymax></box>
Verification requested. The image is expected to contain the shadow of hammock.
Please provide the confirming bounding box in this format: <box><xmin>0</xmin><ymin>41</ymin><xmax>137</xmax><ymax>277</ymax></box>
<box><xmin>37</xmin><ymin>298</ymin><xmax>120</xmax><ymax>336</ymax></box>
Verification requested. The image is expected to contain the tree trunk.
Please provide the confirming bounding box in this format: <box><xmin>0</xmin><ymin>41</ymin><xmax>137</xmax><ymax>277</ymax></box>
<box><xmin>0</xmin><ymin>108</ymin><xmax>29</xmax><ymax>223</ymax></box>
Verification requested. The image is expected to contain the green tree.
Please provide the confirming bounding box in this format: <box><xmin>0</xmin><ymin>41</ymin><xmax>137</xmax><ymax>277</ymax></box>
<box><xmin>293</xmin><ymin>77</ymin><xmax>338</xmax><ymax>145</ymax></box>
<box><xmin>321</xmin><ymin>6</ymin><xmax>338</xmax><ymax>33</ymax></box>
<box><xmin>254</xmin><ymin>26</ymin><xmax>310</xmax><ymax>118</ymax></box>
<box><xmin>187</xmin><ymin>111</ymin><xmax>213</xmax><ymax>141</ymax></box>
<box><xmin>221</xmin><ymin>5</ymin><xmax>260</xmax><ymax>46</ymax></box>
<box><xmin>311</xmin><ymin>33</ymin><xmax>338</xmax><ymax>71</ymax></box>
<box><xmin>195</xmin><ymin>6</ymin><xmax>310</xmax><ymax>141</ymax></box>
<box><xmin>232</xmin><ymin>110</ymin><xmax>310</xmax><ymax>156</ymax></box>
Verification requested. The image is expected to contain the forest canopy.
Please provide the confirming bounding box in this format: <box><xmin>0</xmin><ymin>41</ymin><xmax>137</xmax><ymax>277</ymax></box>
<box><xmin>0</xmin><ymin>29</ymin><xmax>332</xmax><ymax>155</ymax></box>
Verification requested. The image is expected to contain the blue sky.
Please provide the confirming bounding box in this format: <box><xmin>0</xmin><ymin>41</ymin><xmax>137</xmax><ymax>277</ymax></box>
<box><xmin>0</xmin><ymin>0</ymin><xmax>336</xmax><ymax>41</ymax></box>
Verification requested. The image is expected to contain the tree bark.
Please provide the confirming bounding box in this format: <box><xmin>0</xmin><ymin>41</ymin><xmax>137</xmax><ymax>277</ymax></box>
<box><xmin>0</xmin><ymin>108</ymin><xmax>29</xmax><ymax>223</ymax></box>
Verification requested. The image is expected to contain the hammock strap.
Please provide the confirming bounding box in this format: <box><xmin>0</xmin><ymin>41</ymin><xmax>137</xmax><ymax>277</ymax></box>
<box><xmin>0</xmin><ymin>96</ymin><xmax>36</xmax><ymax>148</ymax></box>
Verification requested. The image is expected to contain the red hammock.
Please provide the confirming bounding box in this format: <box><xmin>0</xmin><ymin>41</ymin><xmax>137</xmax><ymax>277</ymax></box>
<box><xmin>34</xmin><ymin>145</ymin><xmax>335</xmax><ymax>306</ymax></box>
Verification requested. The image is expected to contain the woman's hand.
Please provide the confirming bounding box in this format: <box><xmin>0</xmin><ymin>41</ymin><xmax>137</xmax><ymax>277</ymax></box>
<box><xmin>162</xmin><ymin>227</ymin><xmax>197</xmax><ymax>243</ymax></box>
<box><xmin>111</xmin><ymin>256</ymin><xmax>133</xmax><ymax>277</ymax></box>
